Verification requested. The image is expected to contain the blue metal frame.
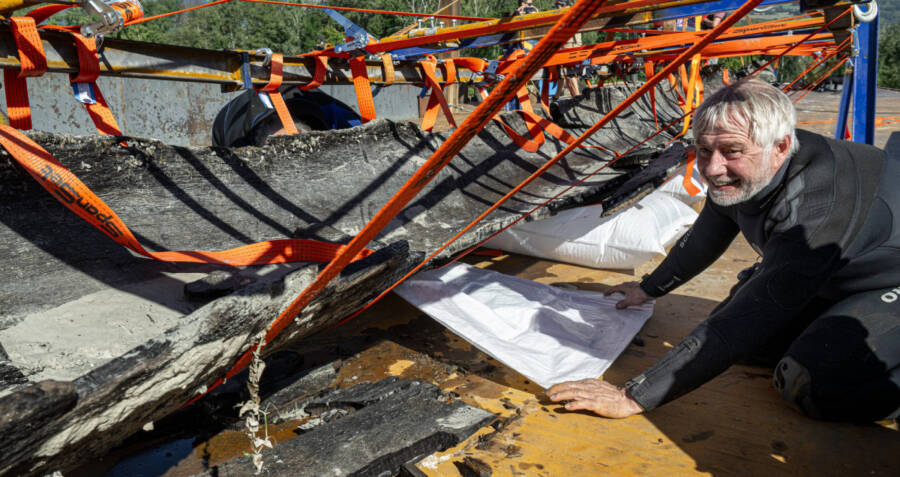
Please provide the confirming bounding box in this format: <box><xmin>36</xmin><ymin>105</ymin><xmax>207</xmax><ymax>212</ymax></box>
<box><xmin>835</xmin><ymin>71</ymin><xmax>853</xmax><ymax>139</ymax></box>
<box><xmin>851</xmin><ymin>14</ymin><xmax>878</xmax><ymax>144</ymax></box>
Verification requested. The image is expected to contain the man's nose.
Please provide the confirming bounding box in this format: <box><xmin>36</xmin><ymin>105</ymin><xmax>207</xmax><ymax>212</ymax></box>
<box><xmin>700</xmin><ymin>151</ymin><xmax>727</xmax><ymax>177</ymax></box>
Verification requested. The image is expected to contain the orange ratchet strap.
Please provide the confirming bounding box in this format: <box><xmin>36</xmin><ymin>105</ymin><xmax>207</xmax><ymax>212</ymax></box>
<box><xmin>4</xmin><ymin>17</ymin><xmax>47</xmax><ymax>130</ymax></box>
<box><xmin>682</xmin><ymin>150</ymin><xmax>702</xmax><ymax>196</ymax></box>
<box><xmin>419</xmin><ymin>58</ymin><xmax>457</xmax><ymax>132</ymax></box>
<box><xmin>0</xmin><ymin>124</ymin><xmax>374</xmax><ymax>265</ymax></box>
<box><xmin>256</xmin><ymin>53</ymin><xmax>299</xmax><ymax>135</ymax></box>
<box><xmin>300</xmin><ymin>55</ymin><xmax>328</xmax><ymax>91</ymax></box>
<box><xmin>349</xmin><ymin>56</ymin><xmax>376</xmax><ymax>122</ymax></box>
<box><xmin>70</xmin><ymin>33</ymin><xmax>124</xmax><ymax>136</ymax></box>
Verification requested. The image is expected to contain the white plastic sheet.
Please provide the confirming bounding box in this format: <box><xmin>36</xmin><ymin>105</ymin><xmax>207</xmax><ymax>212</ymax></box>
<box><xmin>484</xmin><ymin>167</ymin><xmax>707</xmax><ymax>269</ymax></box>
<box><xmin>395</xmin><ymin>263</ymin><xmax>654</xmax><ymax>388</ymax></box>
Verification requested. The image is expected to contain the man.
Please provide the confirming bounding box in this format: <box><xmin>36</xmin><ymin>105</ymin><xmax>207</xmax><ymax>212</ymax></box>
<box><xmin>549</xmin><ymin>79</ymin><xmax>900</xmax><ymax>422</ymax></box>
<box><xmin>515</xmin><ymin>0</ymin><xmax>539</xmax><ymax>16</ymax></box>
<box><xmin>701</xmin><ymin>11</ymin><xmax>727</xmax><ymax>30</ymax></box>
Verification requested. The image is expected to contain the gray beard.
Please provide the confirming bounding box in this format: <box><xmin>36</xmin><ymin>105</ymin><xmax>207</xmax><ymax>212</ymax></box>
<box><xmin>705</xmin><ymin>151</ymin><xmax>775</xmax><ymax>206</ymax></box>
<box><xmin>707</xmin><ymin>174</ymin><xmax>773</xmax><ymax>206</ymax></box>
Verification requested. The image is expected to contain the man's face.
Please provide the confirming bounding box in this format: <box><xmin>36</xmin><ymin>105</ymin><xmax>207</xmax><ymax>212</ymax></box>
<box><xmin>696</xmin><ymin>125</ymin><xmax>788</xmax><ymax>206</ymax></box>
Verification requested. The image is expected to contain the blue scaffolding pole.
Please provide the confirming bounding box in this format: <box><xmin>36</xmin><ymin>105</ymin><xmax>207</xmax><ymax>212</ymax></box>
<box><xmin>851</xmin><ymin>10</ymin><xmax>878</xmax><ymax>144</ymax></box>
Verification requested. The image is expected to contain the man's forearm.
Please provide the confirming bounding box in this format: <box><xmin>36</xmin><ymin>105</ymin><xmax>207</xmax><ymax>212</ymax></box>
<box><xmin>639</xmin><ymin>204</ymin><xmax>738</xmax><ymax>298</ymax></box>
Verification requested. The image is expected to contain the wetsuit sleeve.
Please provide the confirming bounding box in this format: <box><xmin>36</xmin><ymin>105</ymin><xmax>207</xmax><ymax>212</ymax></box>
<box><xmin>627</xmin><ymin>227</ymin><xmax>844</xmax><ymax>410</ymax></box>
<box><xmin>640</xmin><ymin>203</ymin><xmax>739</xmax><ymax>297</ymax></box>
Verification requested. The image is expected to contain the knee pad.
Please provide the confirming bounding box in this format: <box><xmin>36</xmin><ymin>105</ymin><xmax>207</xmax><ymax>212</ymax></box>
<box><xmin>774</xmin><ymin>356</ymin><xmax>822</xmax><ymax>419</ymax></box>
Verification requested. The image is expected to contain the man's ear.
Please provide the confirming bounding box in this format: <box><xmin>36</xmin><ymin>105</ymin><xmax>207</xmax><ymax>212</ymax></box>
<box><xmin>773</xmin><ymin>135</ymin><xmax>791</xmax><ymax>164</ymax></box>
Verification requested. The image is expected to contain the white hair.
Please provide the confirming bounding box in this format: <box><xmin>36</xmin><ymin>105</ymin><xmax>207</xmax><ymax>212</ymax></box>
<box><xmin>692</xmin><ymin>79</ymin><xmax>799</xmax><ymax>158</ymax></box>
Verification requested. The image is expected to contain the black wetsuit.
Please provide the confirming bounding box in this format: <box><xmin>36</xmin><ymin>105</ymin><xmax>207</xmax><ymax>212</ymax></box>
<box><xmin>627</xmin><ymin>130</ymin><xmax>900</xmax><ymax>421</ymax></box>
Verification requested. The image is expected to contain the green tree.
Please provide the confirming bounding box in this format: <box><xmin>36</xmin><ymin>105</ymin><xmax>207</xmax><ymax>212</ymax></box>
<box><xmin>879</xmin><ymin>23</ymin><xmax>900</xmax><ymax>88</ymax></box>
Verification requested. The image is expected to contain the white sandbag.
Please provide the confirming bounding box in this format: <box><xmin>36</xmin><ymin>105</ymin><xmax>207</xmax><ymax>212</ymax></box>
<box><xmin>394</xmin><ymin>263</ymin><xmax>654</xmax><ymax>388</ymax></box>
<box><xmin>484</xmin><ymin>167</ymin><xmax>706</xmax><ymax>269</ymax></box>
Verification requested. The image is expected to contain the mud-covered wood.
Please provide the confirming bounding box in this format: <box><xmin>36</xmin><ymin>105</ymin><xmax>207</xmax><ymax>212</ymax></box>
<box><xmin>200</xmin><ymin>378</ymin><xmax>495</xmax><ymax>477</ymax></box>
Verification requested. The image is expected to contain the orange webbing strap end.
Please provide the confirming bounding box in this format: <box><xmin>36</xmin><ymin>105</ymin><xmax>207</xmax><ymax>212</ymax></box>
<box><xmin>644</xmin><ymin>61</ymin><xmax>659</xmax><ymax>131</ymax></box>
<box><xmin>381</xmin><ymin>53</ymin><xmax>395</xmax><ymax>86</ymax></box>
<box><xmin>419</xmin><ymin>58</ymin><xmax>457</xmax><ymax>132</ymax></box>
<box><xmin>678</xmin><ymin>53</ymin><xmax>703</xmax><ymax>138</ymax></box>
<box><xmin>722</xmin><ymin>68</ymin><xmax>731</xmax><ymax>85</ymax></box>
<box><xmin>349</xmin><ymin>56</ymin><xmax>376</xmax><ymax>123</ymax></box>
<box><xmin>70</xmin><ymin>33</ymin><xmax>123</xmax><ymax>137</ymax></box>
<box><xmin>0</xmin><ymin>124</ymin><xmax>375</xmax><ymax>266</ymax></box>
<box><xmin>439</xmin><ymin>59</ymin><xmax>457</xmax><ymax>86</ymax></box>
<box><xmin>5</xmin><ymin>17</ymin><xmax>48</xmax><ymax>130</ymax></box>
<box><xmin>677</xmin><ymin>64</ymin><xmax>689</xmax><ymax>106</ymax></box>
<box><xmin>516</xmin><ymin>85</ymin><xmax>533</xmax><ymax>114</ymax></box>
<box><xmin>493</xmin><ymin>113</ymin><xmax>545</xmax><ymax>152</ymax></box>
<box><xmin>697</xmin><ymin>69</ymin><xmax>705</xmax><ymax>105</ymax></box>
<box><xmin>495</xmin><ymin>108</ymin><xmax>585</xmax><ymax>154</ymax></box>
<box><xmin>682</xmin><ymin>151</ymin><xmax>702</xmax><ymax>196</ymax></box>
<box><xmin>257</xmin><ymin>53</ymin><xmax>299</xmax><ymax>135</ymax></box>
<box><xmin>300</xmin><ymin>55</ymin><xmax>328</xmax><ymax>91</ymax></box>
<box><xmin>492</xmin><ymin>84</ymin><xmax>559</xmax><ymax>153</ymax></box>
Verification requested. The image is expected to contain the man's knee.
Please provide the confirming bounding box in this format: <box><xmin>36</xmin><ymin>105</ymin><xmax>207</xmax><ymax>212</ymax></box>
<box><xmin>773</xmin><ymin>356</ymin><xmax>822</xmax><ymax>419</ymax></box>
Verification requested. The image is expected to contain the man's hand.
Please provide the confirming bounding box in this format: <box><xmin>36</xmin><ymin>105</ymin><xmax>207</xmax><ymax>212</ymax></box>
<box><xmin>605</xmin><ymin>281</ymin><xmax>653</xmax><ymax>309</ymax></box>
<box><xmin>547</xmin><ymin>378</ymin><xmax>644</xmax><ymax>418</ymax></box>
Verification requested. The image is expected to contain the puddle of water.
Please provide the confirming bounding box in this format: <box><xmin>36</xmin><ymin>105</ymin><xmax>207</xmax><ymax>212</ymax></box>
<box><xmin>72</xmin><ymin>419</ymin><xmax>304</xmax><ymax>477</ymax></box>
<box><xmin>73</xmin><ymin>437</ymin><xmax>203</xmax><ymax>477</ymax></box>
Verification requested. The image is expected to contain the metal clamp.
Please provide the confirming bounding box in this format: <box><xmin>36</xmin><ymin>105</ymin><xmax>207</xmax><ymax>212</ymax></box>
<box><xmin>324</xmin><ymin>7</ymin><xmax>377</xmax><ymax>56</ymax></box>
<box><xmin>80</xmin><ymin>0</ymin><xmax>123</xmax><ymax>37</ymax></box>
<box><xmin>482</xmin><ymin>59</ymin><xmax>504</xmax><ymax>82</ymax></box>
<box><xmin>255</xmin><ymin>48</ymin><xmax>273</xmax><ymax>67</ymax></box>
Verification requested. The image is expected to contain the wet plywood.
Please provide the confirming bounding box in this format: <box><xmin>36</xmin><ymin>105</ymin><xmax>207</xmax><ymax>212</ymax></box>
<box><xmin>320</xmin><ymin>233</ymin><xmax>899</xmax><ymax>477</ymax></box>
